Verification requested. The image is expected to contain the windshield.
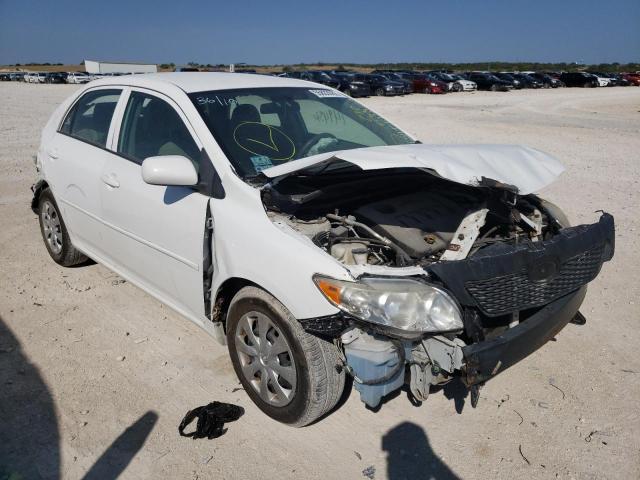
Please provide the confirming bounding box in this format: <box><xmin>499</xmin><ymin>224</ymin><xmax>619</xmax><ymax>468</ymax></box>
<box><xmin>189</xmin><ymin>87</ymin><xmax>413</xmax><ymax>178</ymax></box>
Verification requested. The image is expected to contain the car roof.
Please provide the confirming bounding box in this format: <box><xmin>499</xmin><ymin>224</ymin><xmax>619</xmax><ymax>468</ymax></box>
<box><xmin>88</xmin><ymin>72</ymin><xmax>320</xmax><ymax>93</ymax></box>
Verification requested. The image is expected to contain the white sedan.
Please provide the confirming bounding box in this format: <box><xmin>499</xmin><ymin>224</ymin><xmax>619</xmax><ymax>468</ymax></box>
<box><xmin>33</xmin><ymin>73</ymin><xmax>614</xmax><ymax>425</ymax></box>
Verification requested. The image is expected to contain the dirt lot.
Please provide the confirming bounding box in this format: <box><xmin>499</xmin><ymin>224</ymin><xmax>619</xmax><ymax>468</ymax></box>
<box><xmin>1</xmin><ymin>83</ymin><xmax>639</xmax><ymax>480</ymax></box>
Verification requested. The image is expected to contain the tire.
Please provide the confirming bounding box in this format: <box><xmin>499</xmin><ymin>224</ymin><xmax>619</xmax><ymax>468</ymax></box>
<box><xmin>38</xmin><ymin>188</ymin><xmax>87</xmax><ymax>266</ymax></box>
<box><xmin>423</xmin><ymin>87</ymin><xmax>431</xmax><ymax>94</ymax></box>
<box><xmin>453</xmin><ymin>83</ymin><xmax>463</xmax><ymax>92</ymax></box>
<box><xmin>490</xmin><ymin>84</ymin><xmax>498</xmax><ymax>92</ymax></box>
<box><xmin>375</xmin><ymin>87</ymin><xmax>385</xmax><ymax>96</ymax></box>
<box><xmin>584</xmin><ymin>82</ymin><xmax>592</xmax><ymax>88</ymax></box>
<box><xmin>227</xmin><ymin>286</ymin><xmax>345</xmax><ymax>426</ymax></box>
<box><xmin>343</xmin><ymin>88</ymin><xmax>352</xmax><ymax>97</ymax></box>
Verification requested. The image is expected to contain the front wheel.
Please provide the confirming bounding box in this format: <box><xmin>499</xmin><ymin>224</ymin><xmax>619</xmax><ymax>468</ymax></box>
<box><xmin>490</xmin><ymin>84</ymin><xmax>498</xmax><ymax>92</ymax></box>
<box><xmin>38</xmin><ymin>188</ymin><xmax>87</xmax><ymax>266</ymax></box>
<box><xmin>226</xmin><ymin>286</ymin><xmax>345</xmax><ymax>426</ymax></box>
<box><xmin>375</xmin><ymin>87</ymin><xmax>385</xmax><ymax>96</ymax></box>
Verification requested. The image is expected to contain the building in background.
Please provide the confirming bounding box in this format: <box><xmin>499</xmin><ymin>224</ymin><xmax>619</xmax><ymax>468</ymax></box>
<box><xmin>84</xmin><ymin>60</ymin><xmax>157</xmax><ymax>74</ymax></box>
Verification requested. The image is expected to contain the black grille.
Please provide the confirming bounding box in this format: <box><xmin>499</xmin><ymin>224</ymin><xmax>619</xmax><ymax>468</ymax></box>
<box><xmin>465</xmin><ymin>245</ymin><xmax>605</xmax><ymax>317</ymax></box>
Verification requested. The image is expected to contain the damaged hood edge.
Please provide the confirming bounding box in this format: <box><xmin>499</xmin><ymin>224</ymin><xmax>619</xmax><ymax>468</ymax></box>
<box><xmin>261</xmin><ymin>144</ymin><xmax>565</xmax><ymax>195</ymax></box>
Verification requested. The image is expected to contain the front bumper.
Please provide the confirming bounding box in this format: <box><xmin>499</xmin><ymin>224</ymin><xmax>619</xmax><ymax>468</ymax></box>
<box><xmin>463</xmin><ymin>286</ymin><xmax>586</xmax><ymax>385</ymax></box>
<box><xmin>428</xmin><ymin>213</ymin><xmax>614</xmax><ymax>317</ymax></box>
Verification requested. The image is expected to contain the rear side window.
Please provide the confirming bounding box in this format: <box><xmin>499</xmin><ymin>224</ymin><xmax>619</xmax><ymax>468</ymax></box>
<box><xmin>117</xmin><ymin>91</ymin><xmax>200</xmax><ymax>168</ymax></box>
<box><xmin>60</xmin><ymin>89</ymin><xmax>121</xmax><ymax>147</ymax></box>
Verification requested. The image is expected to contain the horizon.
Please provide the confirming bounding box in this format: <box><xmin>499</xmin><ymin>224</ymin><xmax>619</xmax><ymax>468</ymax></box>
<box><xmin>1</xmin><ymin>0</ymin><xmax>639</xmax><ymax>65</ymax></box>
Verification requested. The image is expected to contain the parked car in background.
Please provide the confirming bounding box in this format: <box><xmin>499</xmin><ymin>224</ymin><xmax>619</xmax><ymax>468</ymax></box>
<box><xmin>447</xmin><ymin>73</ymin><xmax>477</xmax><ymax>91</ymax></box>
<box><xmin>559</xmin><ymin>72</ymin><xmax>599</xmax><ymax>88</ymax></box>
<box><xmin>621</xmin><ymin>72</ymin><xmax>640</xmax><ymax>86</ymax></box>
<box><xmin>466</xmin><ymin>72</ymin><xmax>513</xmax><ymax>91</ymax></box>
<box><xmin>428</xmin><ymin>72</ymin><xmax>465</xmax><ymax>92</ymax></box>
<box><xmin>403</xmin><ymin>74</ymin><xmax>445</xmax><ymax>94</ymax></box>
<box><xmin>396</xmin><ymin>74</ymin><xmax>429</xmax><ymax>94</ymax></box>
<box><xmin>528</xmin><ymin>72</ymin><xmax>564</xmax><ymax>88</ymax></box>
<box><xmin>33</xmin><ymin>72</ymin><xmax>48</xmax><ymax>83</ymax></box>
<box><xmin>493</xmin><ymin>72</ymin><xmax>523</xmax><ymax>89</ymax></box>
<box><xmin>361</xmin><ymin>74</ymin><xmax>405</xmax><ymax>96</ymax></box>
<box><xmin>285</xmin><ymin>71</ymin><xmax>340</xmax><ymax>90</ymax></box>
<box><xmin>32</xmin><ymin>72</ymin><xmax>615</xmax><ymax>426</ymax></box>
<box><xmin>585</xmin><ymin>72</ymin><xmax>614</xmax><ymax>87</ymax></box>
<box><xmin>607</xmin><ymin>73</ymin><xmax>630</xmax><ymax>86</ymax></box>
<box><xmin>330</xmin><ymin>72</ymin><xmax>371</xmax><ymax>97</ymax></box>
<box><xmin>510</xmin><ymin>73</ymin><xmax>544</xmax><ymax>89</ymax></box>
<box><xmin>45</xmin><ymin>72</ymin><xmax>67</xmax><ymax>84</ymax></box>
<box><xmin>66</xmin><ymin>72</ymin><xmax>91</xmax><ymax>84</ymax></box>
<box><xmin>375</xmin><ymin>72</ymin><xmax>414</xmax><ymax>94</ymax></box>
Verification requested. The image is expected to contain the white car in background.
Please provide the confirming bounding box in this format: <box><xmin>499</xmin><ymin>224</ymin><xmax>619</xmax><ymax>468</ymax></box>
<box><xmin>32</xmin><ymin>73</ymin><xmax>614</xmax><ymax>425</ymax></box>
<box><xmin>450</xmin><ymin>74</ymin><xmax>477</xmax><ymax>91</ymax></box>
<box><xmin>25</xmin><ymin>72</ymin><xmax>46</xmax><ymax>83</ymax></box>
<box><xmin>588</xmin><ymin>73</ymin><xmax>612</xmax><ymax>87</ymax></box>
<box><xmin>66</xmin><ymin>72</ymin><xmax>90</xmax><ymax>84</ymax></box>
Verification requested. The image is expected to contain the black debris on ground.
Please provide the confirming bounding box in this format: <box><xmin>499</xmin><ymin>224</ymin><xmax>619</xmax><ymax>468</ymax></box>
<box><xmin>178</xmin><ymin>402</ymin><xmax>244</xmax><ymax>440</ymax></box>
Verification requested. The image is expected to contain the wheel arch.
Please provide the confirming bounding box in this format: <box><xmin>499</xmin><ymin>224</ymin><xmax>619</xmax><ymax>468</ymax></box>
<box><xmin>31</xmin><ymin>179</ymin><xmax>50</xmax><ymax>213</ymax></box>
<box><xmin>211</xmin><ymin>277</ymin><xmax>262</xmax><ymax>332</ymax></box>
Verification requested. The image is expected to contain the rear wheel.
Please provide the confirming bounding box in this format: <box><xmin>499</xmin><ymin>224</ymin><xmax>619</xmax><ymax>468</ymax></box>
<box><xmin>226</xmin><ymin>286</ymin><xmax>345</xmax><ymax>426</ymax></box>
<box><xmin>38</xmin><ymin>188</ymin><xmax>87</xmax><ymax>266</ymax></box>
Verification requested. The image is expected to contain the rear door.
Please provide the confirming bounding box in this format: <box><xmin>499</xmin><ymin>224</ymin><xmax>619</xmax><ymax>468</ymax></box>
<box><xmin>45</xmin><ymin>87</ymin><xmax>122</xmax><ymax>258</ymax></box>
<box><xmin>100</xmin><ymin>88</ymin><xmax>211</xmax><ymax>322</ymax></box>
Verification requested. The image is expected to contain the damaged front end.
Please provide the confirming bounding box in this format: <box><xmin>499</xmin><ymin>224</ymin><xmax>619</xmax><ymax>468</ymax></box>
<box><xmin>260</xmin><ymin>146</ymin><xmax>615</xmax><ymax>408</ymax></box>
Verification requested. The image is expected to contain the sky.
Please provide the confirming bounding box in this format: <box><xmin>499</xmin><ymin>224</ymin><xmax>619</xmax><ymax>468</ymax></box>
<box><xmin>0</xmin><ymin>0</ymin><xmax>638</xmax><ymax>65</ymax></box>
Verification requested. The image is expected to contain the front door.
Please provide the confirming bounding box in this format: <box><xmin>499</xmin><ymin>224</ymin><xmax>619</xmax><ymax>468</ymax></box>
<box><xmin>100</xmin><ymin>89</ymin><xmax>212</xmax><ymax>322</ymax></box>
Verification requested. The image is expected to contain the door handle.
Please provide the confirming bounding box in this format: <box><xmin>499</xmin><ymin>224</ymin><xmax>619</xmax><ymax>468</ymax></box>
<box><xmin>47</xmin><ymin>149</ymin><xmax>59</xmax><ymax>159</ymax></box>
<box><xmin>101</xmin><ymin>173</ymin><xmax>120</xmax><ymax>188</ymax></box>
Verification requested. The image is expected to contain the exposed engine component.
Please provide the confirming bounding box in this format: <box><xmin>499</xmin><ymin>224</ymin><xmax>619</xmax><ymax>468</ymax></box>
<box><xmin>352</xmin><ymin>190</ymin><xmax>481</xmax><ymax>258</ymax></box>
<box><xmin>264</xmin><ymin>171</ymin><xmax>551</xmax><ymax>269</ymax></box>
<box><xmin>341</xmin><ymin>328</ymin><xmax>408</xmax><ymax>407</ymax></box>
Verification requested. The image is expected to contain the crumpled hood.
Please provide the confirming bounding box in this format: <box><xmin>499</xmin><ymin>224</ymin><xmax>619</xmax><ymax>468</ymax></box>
<box><xmin>261</xmin><ymin>144</ymin><xmax>565</xmax><ymax>195</ymax></box>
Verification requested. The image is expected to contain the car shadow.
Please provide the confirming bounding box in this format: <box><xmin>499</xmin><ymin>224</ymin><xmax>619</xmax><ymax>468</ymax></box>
<box><xmin>0</xmin><ymin>314</ymin><xmax>61</xmax><ymax>479</ymax></box>
<box><xmin>0</xmin><ymin>314</ymin><xmax>157</xmax><ymax>480</ymax></box>
<box><xmin>382</xmin><ymin>421</ymin><xmax>460</xmax><ymax>480</ymax></box>
<box><xmin>439</xmin><ymin>378</ymin><xmax>470</xmax><ymax>414</ymax></box>
<box><xmin>81</xmin><ymin>410</ymin><xmax>157</xmax><ymax>480</ymax></box>
<box><xmin>163</xmin><ymin>186</ymin><xmax>194</xmax><ymax>205</ymax></box>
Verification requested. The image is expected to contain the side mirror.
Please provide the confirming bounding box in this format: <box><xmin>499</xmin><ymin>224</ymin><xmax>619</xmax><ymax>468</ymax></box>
<box><xmin>141</xmin><ymin>155</ymin><xmax>198</xmax><ymax>186</ymax></box>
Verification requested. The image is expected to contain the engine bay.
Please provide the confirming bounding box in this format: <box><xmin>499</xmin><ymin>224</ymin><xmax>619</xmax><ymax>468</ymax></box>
<box><xmin>262</xmin><ymin>169</ymin><xmax>557</xmax><ymax>268</ymax></box>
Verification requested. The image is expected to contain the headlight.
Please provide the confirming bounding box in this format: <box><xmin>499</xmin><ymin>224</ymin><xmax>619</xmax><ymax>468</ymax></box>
<box><xmin>385</xmin><ymin>85</ymin><xmax>393</xmax><ymax>89</ymax></box>
<box><xmin>313</xmin><ymin>275</ymin><xmax>463</xmax><ymax>335</ymax></box>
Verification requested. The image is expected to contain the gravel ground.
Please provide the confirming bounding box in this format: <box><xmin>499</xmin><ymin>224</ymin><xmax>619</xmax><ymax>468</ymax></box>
<box><xmin>1</xmin><ymin>83</ymin><xmax>639</xmax><ymax>480</ymax></box>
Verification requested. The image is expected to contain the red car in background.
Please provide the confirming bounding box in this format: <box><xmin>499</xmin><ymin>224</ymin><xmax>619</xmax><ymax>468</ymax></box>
<box><xmin>406</xmin><ymin>74</ymin><xmax>446</xmax><ymax>94</ymax></box>
<box><xmin>621</xmin><ymin>73</ymin><xmax>640</xmax><ymax>86</ymax></box>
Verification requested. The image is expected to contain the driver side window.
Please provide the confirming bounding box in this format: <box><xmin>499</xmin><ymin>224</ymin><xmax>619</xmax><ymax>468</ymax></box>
<box><xmin>118</xmin><ymin>92</ymin><xmax>200</xmax><ymax>169</ymax></box>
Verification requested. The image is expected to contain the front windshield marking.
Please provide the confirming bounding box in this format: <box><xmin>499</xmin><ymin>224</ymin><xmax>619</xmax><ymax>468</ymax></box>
<box><xmin>189</xmin><ymin>87</ymin><xmax>413</xmax><ymax>179</ymax></box>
